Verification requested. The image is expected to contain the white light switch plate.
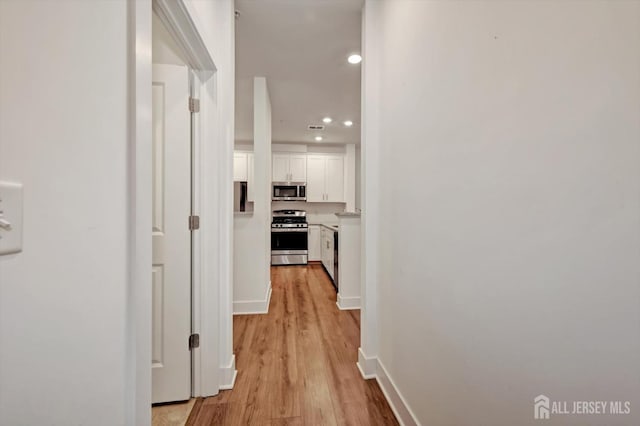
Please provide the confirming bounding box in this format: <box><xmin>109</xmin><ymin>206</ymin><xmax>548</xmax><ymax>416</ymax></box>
<box><xmin>0</xmin><ymin>181</ymin><xmax>24</xmax><ymax>255</ymax></box>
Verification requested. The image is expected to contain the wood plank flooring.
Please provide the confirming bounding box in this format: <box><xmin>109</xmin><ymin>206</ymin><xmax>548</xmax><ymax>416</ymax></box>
<box><xmin>187</xmin><ymin>264</ymin><xmax>398</xmax><ymax>426</ymax></box>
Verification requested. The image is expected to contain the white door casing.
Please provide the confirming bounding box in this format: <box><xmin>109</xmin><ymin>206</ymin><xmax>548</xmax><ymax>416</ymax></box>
<box><xmin>152</xmin><ymin>64</ymin><xmax>191</xmax><ymax>404</ymax></box>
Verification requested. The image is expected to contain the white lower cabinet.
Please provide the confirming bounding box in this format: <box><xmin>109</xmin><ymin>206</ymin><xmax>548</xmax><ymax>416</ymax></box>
<box><xmin>320</xmin><ymin>227</ymin><xmax>335</xmax><ymax>281</ymax></box>
<box><xmin>308</xmin><ymin>225</ymin><xmax>321</xmax><ymax>261</ymax></box>
<box><xmin>320</xmin><ymin>228</ymin><xmax>328</xmax><ymax>270</ymax></box>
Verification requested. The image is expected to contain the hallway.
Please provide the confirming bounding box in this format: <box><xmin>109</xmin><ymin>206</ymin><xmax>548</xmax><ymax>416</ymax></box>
<box><xmin>187</xmin><ymin>264</ymin><xmax>398</xmax><ymax>425</ymax></box>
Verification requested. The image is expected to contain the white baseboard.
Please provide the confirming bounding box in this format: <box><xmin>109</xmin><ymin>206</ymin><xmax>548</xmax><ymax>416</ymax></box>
<box><xmin>233</xmin><ymin>283</ymin><xmax>272</xmax><ymax>315</ymax></box>
<box><xmin>375</xmin><ymin>358</ymin><xmax>420</xmax><ymax>426</ymax></box>
<box><xmin>355</xmin><ymin>350</ymin><xmax>420</xmax><ymax>426</ymax></box>
<box><xmin>336</xmin><ymin>294</ymin><xmax>361</xmax><ymax>310</ymax></box>
<box><xmin>218</xmin><ymin>354</ymin><xmax>237</xmax><ymax>390</ymax></box>
<box><xmin>357</xmin><ymin>347</ymin><xmax>377</xmax><ymax>379</ymax></box>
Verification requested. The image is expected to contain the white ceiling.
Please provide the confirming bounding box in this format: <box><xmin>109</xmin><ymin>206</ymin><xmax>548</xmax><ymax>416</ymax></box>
<box><xmin>235</xmin><ymin>0</ymin><xmax>363</xmax><ymax>145</ymax></box>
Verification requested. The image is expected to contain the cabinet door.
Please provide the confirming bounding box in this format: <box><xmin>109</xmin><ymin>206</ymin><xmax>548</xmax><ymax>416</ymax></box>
<box><xmin>289</xmin><ymin>154</ymin><xmax>307</xmax><ymax>182</ymax></box>
<box><xmin>325</xmin><ymin>156</ymin><xmax>344</xmax><ymax>202</ymax></box>
<box><xmin>272</xmin><ymin>154</ymin><xmax>290</xmax><ymax>181</ymax></box>
<box><xmin>320</xmin><ymin>228</ymin><xmax>328</xmax><ymax>269</ymax></box>
<box><xmin>233</xmin><ymin>152</ymin><xmax>248</xmax><ymax>182</ymax></box>
<box><xmin>308</xmin><ymin>225</ymin><xmax>321</xmax><ymax>261</ymax></box>
<box><xmin>247</xmin><ymin>153</ymin><xmax>255</xmax><ymax>202</ymax></box>
<box><xmin>326</xmin><ymin>231</ymin><xmax>334</xmax><ymax>280</ymax></box>
<box><xmin>306</xmin><ymin>155</ymin><xmax>325</xmax><ymax>202</ymax></box>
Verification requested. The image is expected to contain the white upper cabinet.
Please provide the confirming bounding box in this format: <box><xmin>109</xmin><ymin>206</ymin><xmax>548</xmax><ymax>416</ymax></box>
<box><xmin>325</xmin><ymin>156</ymin><xmax>344</xmax><ymax>202</ymax></box>
<box><xmin>272</xmin><ymin>153</ymin><xmax>307</xmax><ymax>182</ymax></box>
<box><xmin>233</xmin><ymin>152</ymin><xmax>248</xmax><ymax>181</ymax></box>
<box><xmin>288</xmin><ymin>155</ymin><xmax>307</xmax><ymax>181</ymax></box>
<box><xmin>234</xmin><ymin>151</ymin><xmax>255</xmax><ymax>200</ymax></box>
<box><xmin>272</xmin><ymin>154</ymin><xmax>289</xmax><ymax>182</ymax></box>
<box><xmin>306</xmin><ymin>155</ymin><xmax>326</xmax><ymax>202</ymax></box>
<box><xmin>306</xmin><ymin>154</ymin><xmax>345</xmax><ymax>203</ymax></box>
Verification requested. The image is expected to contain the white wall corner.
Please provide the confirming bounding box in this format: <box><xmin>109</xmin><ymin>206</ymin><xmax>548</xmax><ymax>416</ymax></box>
<box><xmin>336</xmin><ymin>294</ymin><xmax>361</xmax><ymax>310</ymax></box>
<box><xmin>218</xmin><ymin>354</ymin><xmax>237</xmax><ymax>390</ymax></box>
<box><xmin>375</xmin><ymin>359</ymin><xmax>420</xmax><ymax>426</ymax></box>
<box><xmin>233</xmin><ymin>282</ymin><xmax>272</xmax><ymax>315</ymax></box>
<box><xmin>356</xmin><ymin>347</ymin><xmax>377</xmax><ymax>379</ymax></box>
<box><xmin>345</xmin><ymin>144</ymin><xmax>356</xmax><ymax>211</ymax></box>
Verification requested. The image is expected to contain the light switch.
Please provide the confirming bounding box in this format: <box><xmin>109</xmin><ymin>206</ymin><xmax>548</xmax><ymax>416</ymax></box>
<box><xmin>0</xmin><ymin>182</ymin><xmax>23</xmax><ymax>255</ymax></box>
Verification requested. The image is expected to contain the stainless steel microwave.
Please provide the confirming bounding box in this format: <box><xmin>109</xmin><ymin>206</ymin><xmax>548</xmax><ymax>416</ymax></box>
<box><xmin>272</xmin><ymin>182</ymin><xmax>306</xmax><ymax>201</ymax></box>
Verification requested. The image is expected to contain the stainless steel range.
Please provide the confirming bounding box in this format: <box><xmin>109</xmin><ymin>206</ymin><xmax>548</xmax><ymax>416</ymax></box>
<box><xmin>271</xmin><ymin>209</ymin><xmax>308</xmax><ymax>265</ymax></box>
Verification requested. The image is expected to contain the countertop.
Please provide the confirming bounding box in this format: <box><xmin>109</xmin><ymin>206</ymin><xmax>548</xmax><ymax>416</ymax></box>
<box><xmin>335</xmin><ymin>212</ymin><xmax>361</xmax><ymax>218</ymax></box>
<box><xmin>309</xmin><ymin>223</ymin><xmax>339</xmax><ymax>231</ymax></box>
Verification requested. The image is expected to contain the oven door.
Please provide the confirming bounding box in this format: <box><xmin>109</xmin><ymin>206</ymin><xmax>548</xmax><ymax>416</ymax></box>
<box><xmin>271</xmin><ymin>228</ymin><xmax>308</xmax><ymax>265</ymax></box>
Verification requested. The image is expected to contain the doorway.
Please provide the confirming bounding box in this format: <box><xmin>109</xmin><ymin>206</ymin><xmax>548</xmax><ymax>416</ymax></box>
<box><xmin>151</xmin><ymin>12</ymin><xmax>194</xmax><ymax>405</ymax></box>
<box><xmin>130</xmin><ymin>0</ymin><xmax>233</xmax><ymax>423</ymax></box>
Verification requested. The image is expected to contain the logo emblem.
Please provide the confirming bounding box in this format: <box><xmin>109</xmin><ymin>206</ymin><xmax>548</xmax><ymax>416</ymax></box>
<box><xmin>535</xmin><ymin>395</ymin><xmax>550</xmax><ymax>420</ymax></box>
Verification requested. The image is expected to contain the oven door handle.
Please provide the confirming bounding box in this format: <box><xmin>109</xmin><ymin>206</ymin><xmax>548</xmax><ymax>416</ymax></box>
<box><xmin>271</xmin><ymin>228</ymin><xmax>308</xmax><ymax>233</ymax></box>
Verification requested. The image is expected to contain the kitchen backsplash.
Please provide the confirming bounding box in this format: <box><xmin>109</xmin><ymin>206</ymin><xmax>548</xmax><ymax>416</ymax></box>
<box><xmin>271</xmin><ymin>201</ymin><xmax>345</xmax><ymax>224</ymax></box>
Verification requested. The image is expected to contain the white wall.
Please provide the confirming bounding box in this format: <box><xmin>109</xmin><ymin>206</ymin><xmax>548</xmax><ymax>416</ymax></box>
<box><xmin>0</xmin><ymin>1</ymin><xmax>130</xmax><ymax>424</ymax></box>
<box><xmin>233</xmin><ymin>77</ymin><xmax>272</xmax><ymax>313</ymax></box>
<box><xmin>365</xmin><ymin>1</ymin><xmax>640</xmax><ymax>425</ymax></box>
<box><xmin>355</xmin><ymin>145</ymin><xmax>361</xmax><ymax>211</ymax></box>
<box><xmin>0</xmin><ymin>1</ymin><xmax>236</xmax><ymax>423</ymax></box>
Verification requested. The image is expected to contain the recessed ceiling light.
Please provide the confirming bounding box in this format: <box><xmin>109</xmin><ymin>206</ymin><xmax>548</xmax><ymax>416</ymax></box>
<box><xmin>322</xmin><ymin>117</ymin><xmax>332</xmax><ymax>124</ymax></box>
<box><xmin>343</xmin><ymin>120</ymin><xmax>353</xmax><ymax>127</ymax></box>
<box><xmin>315</xmin><ymin>136</ymin><xmax>323</xmax><ymax>142</ymax></box>
<box><xmin>347</xmin><ymin>54</ymin><xmax>362</xmax><ymax>64</ymax></box>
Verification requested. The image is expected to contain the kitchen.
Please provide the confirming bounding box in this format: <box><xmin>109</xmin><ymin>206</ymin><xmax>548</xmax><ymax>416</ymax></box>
<box><xmin>234</xmin><ymin>142</ymin><xmax>361</xmax><ymax>307</ymax></box>
<box><xmin>232</xmin><ymin>0</ymin><xmax>363</xmax><ymax>314</ymax></box>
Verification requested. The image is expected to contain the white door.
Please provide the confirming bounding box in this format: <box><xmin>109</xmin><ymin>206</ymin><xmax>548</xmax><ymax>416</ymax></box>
<box><xmin>325</xmin><ymin>156</ymin><xmax>345</xmax><ymax>202</ymax></box>
<box><xmin>288</xmin><ymin>154</ymin><xmax>307</xmax><ymax>182</ymax></box>
<box><xmin>306</xmin><ymin>155</ymin><xmax>325</xmax><ymax>202</ymax></box>
<box><xmin>272</xmin><ymin>153</ymin><xmax>290</xmax><ymax>181</ymax></box>
<box><xmin>152</xmin><ymin>64</ymin><xmax>191</xmax><ymax>404</ymax></box>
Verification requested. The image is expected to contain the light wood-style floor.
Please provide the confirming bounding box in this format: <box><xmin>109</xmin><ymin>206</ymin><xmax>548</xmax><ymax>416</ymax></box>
<box><xmin>186</xmin><ymin>264</ymin><xmax>399</xmax><ymax>425</ymax></box>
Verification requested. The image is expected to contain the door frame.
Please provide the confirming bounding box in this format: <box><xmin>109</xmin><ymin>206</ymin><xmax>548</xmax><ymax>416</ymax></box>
<box><xmin>127</xmin><ymin>0</ymin><xmax>234</xmax><ymax>423</ymax></box>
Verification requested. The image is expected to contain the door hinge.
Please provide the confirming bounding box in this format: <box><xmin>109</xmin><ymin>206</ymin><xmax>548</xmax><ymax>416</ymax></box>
<box><xmin>189</xmin><ymin>333</ymin><xmax>200</xmax><ymax>350</ymax></box>
<box><xmin>189</xmin><ymin>215</ymin><xmax>200</xmax><ymax>230</ymax></box>
<box><xmin>189</xmin><ymin>97</ymin><xmax>200</xmax><ymax>113</ymax></box>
